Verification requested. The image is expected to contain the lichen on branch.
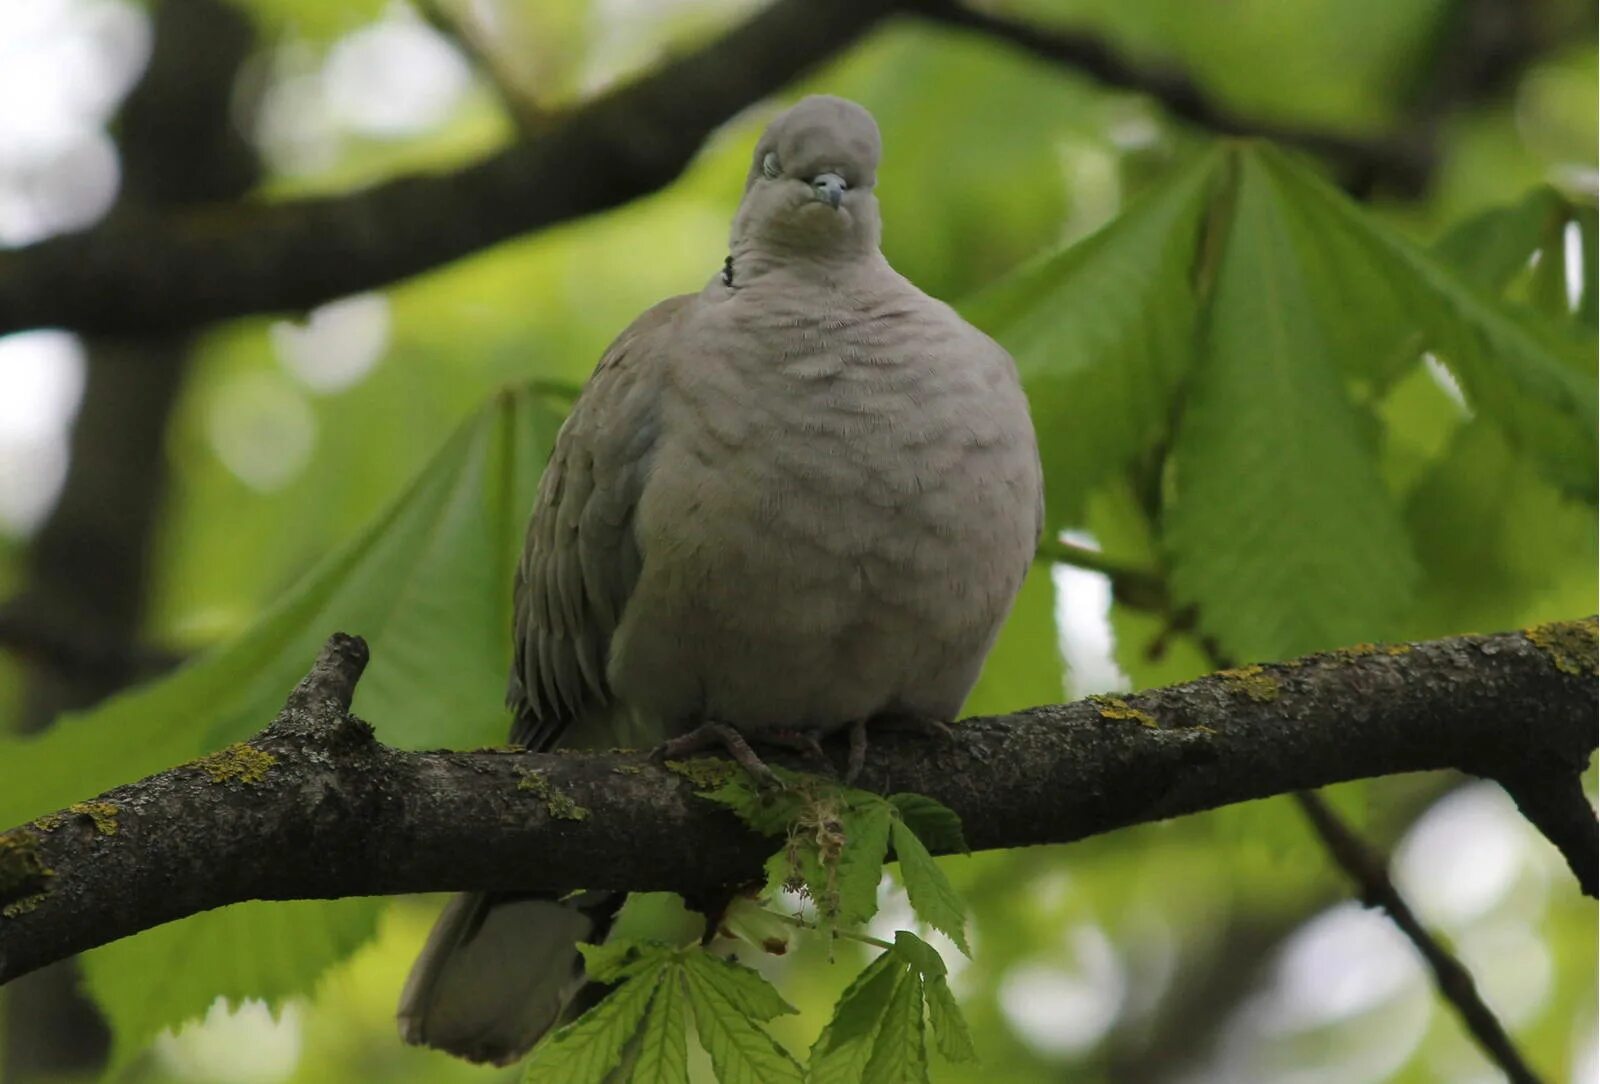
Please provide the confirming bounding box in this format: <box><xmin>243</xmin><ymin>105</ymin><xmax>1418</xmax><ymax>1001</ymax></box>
<box><xmin>0</xmin><ymin>620</ymin><xmax>1592</xmax><ymax>986</ymax></box>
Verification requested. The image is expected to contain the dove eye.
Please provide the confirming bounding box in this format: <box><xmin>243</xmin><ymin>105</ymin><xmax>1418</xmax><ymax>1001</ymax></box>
<box><xmin>761</xmin><ymin>152</ymin><xmax>781</xmax><ymax>179</ymax></box>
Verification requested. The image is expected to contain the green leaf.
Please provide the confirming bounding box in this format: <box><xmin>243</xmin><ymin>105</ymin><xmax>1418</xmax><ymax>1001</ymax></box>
<box><xmin>1165</xmin><ymin>150</ymin><xmax>1419</xmax><ymax>659</ymax></box>
<box><xmin>697</xmin><ymin>767</ymin><xmax>809</xmax><ymax>836</ymax></box>
<box><xmin>1084</xmin><ymin>482</ymin><xmax>1214</xmax><ymax>690</ymax></box>
<box><xmin>629</xmin><ymin>964</ymin><xmax>689</xmax><ymax>1084</ymax></box>
<box><xmin>577</xmin><ymin>939</ymin><xmax>676</xmax><ymax>985</ymax></box>
<box><xmin>522</xmin><ymin>958</ymin><xmax>666</xmax><ymax>1084</ymax></box>
<box><xmin>1373</xmin><ymin>352</ymin><xmax>1471</xmax><ymax>497</ymax></box>
<box><xmin>885</xmin><ymin>931</ymin><xmax>973</xmax><ymax>1061</ymax></box>
<box><xmin>0</xmin><ymin>386</ymin><xmax>561</xmax><ymax>1060</ymax></box>
<box><xmin>1257</xmin><ymin>146</ymin><xmax>1597</xmax><ymax>499</ymax></box>
<box><xmin>923</xmin><ymin>973</ymin><xmax>977</xmax><ymax>1063</ymax></box>
<box><xmin>241</xmin><ymin>0</ymin><xmax>387</xmax><ymax>41</ymax></box>
<box><xmin>608</xmin><ymin>893</ymin><xmax>708</xmax><ymax>949</ymax></box>
<box><xmin>1432</xmin><ymin>186</ymin><xmax>1568</xmax><ymax>294</ymax></box>
<box><xmin>888</xmin><ymin>930</ymin><xmax>946</xmax><ymax>979</ymax></box>
<box><xmin>86</xmin><ymin>898</ymin><xmax>381</xmax><ymax>1073</ymax></box>
<box><xmin>763</xmin><ymin>847</ymin><xmax>800</xmax><ymax>899</ymax></box>
<box><xmin>808</xmin><ymin>953</ymin><xmax>905</xmax><ymax>1084</ymax></box>
<box><xmin>1527</xmin><ymin>223</ymin><xmax>1571</xmax><ymax>319</ymax></box>
<box><xmin>861</xmin><ymin>968</ymin><xmax>928</xmax><ymax>1084</ymax></box>
<box><xmin>679</xmin><ymin>951</ymin><xmax>796</xmax><ymax>1024</ymax></box>
<box><xmin>887</xmin><ymin>793</ymin><xmax>968</xmax><ymax>855</ymax></box>
<box><xmin>1426</xmin><ymin>187</ymin><xmax>1595</xmax><ymax>378</ymax></box>
<box><xmin>709</xmin><ymin>776</ymin><xmax>894</xmax><ymax>931</ymax></box>
<box><xmin>681</xmin><ymin>952</ymin><xmax>805</xmax><ymax>1084</ymax></box>
<box><xmin>0</xmin><ymin>387</ymin><xmax>559</xmax><ymax>829</ymax></box>
<box><xmin>810</xmin><ymin>935</ymin><xmax>969</xmax><ymax>1082</ymax></box>
<box><xmin>962</xmin><ymin>148</ymin><xmax>1220</xmax><ymax>526</ymax></box>
<box><xmin>888</xmin><ymin>822</ymin><xmax>970</xmax><ymax>955</ymax></box>
<box><xmin>578</xmin><ymin>940</ymin><xmax>642</xmax><ymax>984</ymax></box>
<box><xmin>1402</xmin><ymin>419</ymin><xmax>1597</xmax><ymax>637</ymax></box>
<box><xmin>833</xmin><ymin>798</ymin><xmax>894</xmax><ymax>928</ymax></box>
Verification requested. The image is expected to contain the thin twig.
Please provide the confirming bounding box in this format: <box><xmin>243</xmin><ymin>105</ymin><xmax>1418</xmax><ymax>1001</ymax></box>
<box><xmin>1293</xmin><ymin>791</ymin><xmax>1544</xmax><ymax>1084</ymax></box>
<box><xmin>1039</xmin><ymin>540</ymin><xmax>1224</xmax><ymax>662</ymax></box>
<box><xmin>415</xmin><ymin>0</ymin><xmax>548</xmax><ymax>132</ymax></box>
<box><xmin>766</xmin><ymin>909</ymin><xmax>895</xmax><ymax>951</ymax></box>
<box><xmin>917</xmin><ymin>0</ymin><xmax>1552</xmax><ymax>198</ymax></box>
<box><xmin>915</xmin><ymin>0</ymin><xmax>1425</xmax><ymax>191</ymax></box>
<box><xmin>1202</xmin><ymin>631</ymin><xmax>1546</xmax><ymax>1084</ymax></box>
<box><xmin>1035</xmin><ymin>538</ymin><xmax>1169</xmax><ymax>612</ymax></box>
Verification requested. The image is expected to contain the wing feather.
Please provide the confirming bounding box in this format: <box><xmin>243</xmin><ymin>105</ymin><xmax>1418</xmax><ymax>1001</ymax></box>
<box><xmin>508</xmin><ymin>295</ymin><xmax>689</xmax><ymax>749</ymax></box>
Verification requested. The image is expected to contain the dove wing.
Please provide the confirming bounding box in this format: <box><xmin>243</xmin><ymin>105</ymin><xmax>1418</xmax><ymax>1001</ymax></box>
<box><xmin>508</xmin><ymin>295</ymin><xmax>687</xmax><ymax>749</ymax></box>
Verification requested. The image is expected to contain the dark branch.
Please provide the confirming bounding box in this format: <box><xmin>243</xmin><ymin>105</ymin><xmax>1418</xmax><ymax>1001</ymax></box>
<box><xmin>1035</xmin><ymin>539</ymin><xmax>1170</xmax><ymax>613</ymax></box>
<box><xmin>914</xmin><ymin>0</ymin><xmax>1426</xmax><ymax>189</ymax></box>
<box><xmin>1196</xmin><ymin>622</ymin><xmax>1561</xmax><ymax>1084</ymax></box>
<box><xmin>0</xmin><ymin>0</ymin><xmax>1556</xmax><ymax>337</ymax></box>
<box><xmin>0</xmin><ymin>604</ymin><xmax>183</xmax><ymax>687</ymax></box>
<box><xmin>1292</xmin><ymin>790</ymin><xmax>1545</xmax><ymax>1084</ymax></box>
<box><xmin>0</xmin><ymin>0</ymin><xmax>899</xmax><ymax>337</ymax></box>
<box><xmin>1499</xmin><ymin>770</ymin><xmax>1599</xmax><ymax>894</ymax></box>
<box><xmin>917</xmin><ymin>0</ymin><xmax>1552</xmax><ymax>199</ymax></box>
<box><xmin>1105</xmin><ymin>774</ymin><xmax>1461</xmax><ymax>1079</ymax></box>
<box><xmin>1063</xmin><ymin>528</ymin><xmax>1581</xmax><ymax>1082</ymax></box>
<box><xmin>0</xmin><ymin>620</ymin><xmax>1592</xmax><ymax>986</ymax></box>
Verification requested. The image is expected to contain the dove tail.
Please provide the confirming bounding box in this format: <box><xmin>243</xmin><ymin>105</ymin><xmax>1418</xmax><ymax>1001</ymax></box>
<box><xmin>397</xmin><ymin>890</ymin><xmax>620</xmax><ymax>1066</ymax></box>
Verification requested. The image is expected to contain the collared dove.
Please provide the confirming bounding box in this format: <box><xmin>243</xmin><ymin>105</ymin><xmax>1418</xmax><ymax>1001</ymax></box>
<box><xmin>398</xmin><ymin>94</ymin><xmax>1042</xmax><ymax>1065</ymax></box>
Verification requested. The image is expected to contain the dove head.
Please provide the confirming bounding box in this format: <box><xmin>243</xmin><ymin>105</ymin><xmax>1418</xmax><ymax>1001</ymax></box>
<box><xmin>729</xmin><ymin>96</ymin><xmax>882</xmax><ymax>269</ymax></box>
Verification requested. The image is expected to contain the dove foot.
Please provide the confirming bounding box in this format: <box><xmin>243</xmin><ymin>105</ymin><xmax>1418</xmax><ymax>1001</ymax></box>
<box><xmin>652</xmin><ymin>722</ymin><xmax>780</xmax><ymax>788</ymax></box>
<box><xmin>761</xmin><ymin>728</ymin><xmax>833</xmax><ymax>773</ymax></box>
<box><xmin>843</xmin><ymin>713</ymin><xmax>955</xmax><ymax>785</ymax></box>
<box><xmin>845</xmin><ymin>720</ymin><xmax>869</xmax><ymax>785</ymax></box>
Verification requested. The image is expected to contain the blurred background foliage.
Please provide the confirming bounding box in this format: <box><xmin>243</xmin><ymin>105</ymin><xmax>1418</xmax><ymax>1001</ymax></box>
<box><xmin>0</xmin><ymin>0</ymin><xmax>1594</xmax><ymax>1081</ymax></box>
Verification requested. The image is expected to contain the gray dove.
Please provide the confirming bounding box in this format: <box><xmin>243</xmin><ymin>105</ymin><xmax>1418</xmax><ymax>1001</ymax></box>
<box><xmin>398</xmin><ymin>94</ymin><xmax>1042</xmax><ymax>1066</ymax></box>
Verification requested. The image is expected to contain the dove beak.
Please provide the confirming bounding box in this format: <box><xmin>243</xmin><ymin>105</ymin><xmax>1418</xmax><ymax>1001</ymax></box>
<box><xmin>810</xmin><ymin>172</ymin><xmax>846</xmax><ymax>210</ymax></box>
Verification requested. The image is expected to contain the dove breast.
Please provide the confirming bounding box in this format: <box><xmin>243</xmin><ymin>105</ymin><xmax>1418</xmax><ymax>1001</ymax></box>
<box><xmin>606</xmin><ymin>258</ymin><xmax>1042</xmax><ymax>736</ymax></box>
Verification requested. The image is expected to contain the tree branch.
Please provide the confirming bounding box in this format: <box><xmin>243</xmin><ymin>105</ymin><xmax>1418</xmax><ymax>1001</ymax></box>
<box><xmin>1036</xmin><ymin>537</ymin><xmax>1170</xmax><ymax>612</ymax></box>
<box><xmin>1292</xmin><ymin>790</ymin><xmax>1545</xmax><ymax>1084</ymax></box>
<box><xmin>0</xmin><ymin>0</ymin><xmax>1558</xmax><ymax>337</ymax></box>
<box><xmin>0</xmin><ymin>604</ymin><xmax>183</xmax><ymax>687</ymax></box>
<box><xmin>0</xmin><ymin>0</ymin><xmax>899</xmax><ymax>338</ymax></box>
<box><xmin>914</xmin><ymin>0</ymin><xmax>1425</xmax><ymax>187</ymax></box>
<box><xmin>1193</xmin><ymin>629</ymin><xmax>1559</xmax><ymax>1084</ymax></box>
<box><xmin>0</xmin><ymin>621</ymin><xmax>1592</xmax><ymax>986</ymax></box>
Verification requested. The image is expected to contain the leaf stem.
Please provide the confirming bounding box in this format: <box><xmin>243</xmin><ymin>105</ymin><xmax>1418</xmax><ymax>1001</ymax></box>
<box><xmin>764</xmin><ymin>907</ymin><xmax>894</xmax><ymax>951</ymax></box>
<box><xmin>1035</xmin><ymin>539</ymin><xmax>1170</xmax><ymax>612</ymax></box>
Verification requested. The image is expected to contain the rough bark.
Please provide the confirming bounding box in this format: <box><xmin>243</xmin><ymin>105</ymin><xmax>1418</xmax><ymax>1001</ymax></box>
<box><xmin>1</xmin><ymin>620</ymin><xmax>1592</xmax><ymax>986</ymax></box>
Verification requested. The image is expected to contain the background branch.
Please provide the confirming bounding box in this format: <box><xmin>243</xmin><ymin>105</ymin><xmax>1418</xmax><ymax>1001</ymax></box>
<box><xmin>0</xmin><ymin>605</ymin><xmax>183</xmax><ymax>688</ymax></box>
<box><xmin>1292</xmin><ymin>789</ymin><xmax>1544</xmax><ymax>1084</ymax></box>
<box><xmin>915</xmin><ymin>0</ymin><xmax>1424</xmax><ymax>188</ymax></box>
<box><xmin>1103</xmin><ymin>775</ymin><xmax>1463</xmax><ymax>1079</ymax></box>
<box><xmin>1197</xmin><ymin>623</ymin><xmax>1540</xmax><ymax>1082</ymax></box>
<box><xmin>1</xmin><ymin>0</ymin><xmax>259</xmax><ymax>1073</ymax></box>
<box><xmin>0</xmin><ymin>621</ymin><xmax>1591</xmax><ymax>988</ymax></box>
<box><xmin>0</xmin><ymin>0</ymin><xmax>897</xmax><ymax>338</ymax></box>
<box><xmin>0</xmin><ymin>0</ymin><xmax>1558</xmax><ymax>337</ymax></box>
